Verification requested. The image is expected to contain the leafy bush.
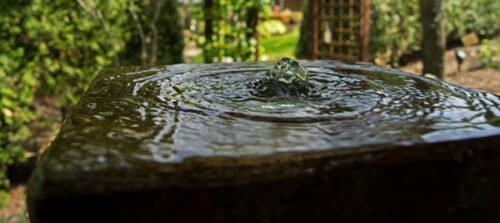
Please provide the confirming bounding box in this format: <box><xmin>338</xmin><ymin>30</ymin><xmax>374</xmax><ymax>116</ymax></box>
<box><xmin>0</xmin><ymin>0</ymin><xmax>183</xmax><ymax>206</ymax></box>
<box><xmin>479</xmin><ymin>39</ymin><xmax>500</xmax><ymax>68</ymax></box>
<box><xmin>445</xmin><ymin>0</ymin><xmax>500</xmax><ymax>39</ymax></box>
<box><xmin>0</xmin><ymin>0</ymin><xmax>131</xmax><ymax>207</ymax></box>
<box><xmin>258</xmin><ymin>20</ymin><xmax>288</xmax><ymax>37</ymax></box>
<box><xmin>191</xmin><ymin>0</ymin><xmax>270</xmax><ymax>62</ymax></box>
<box><xmin>370</xmin><ymin>0</ymin><xmax>421</xmax><ymax>66</ymax></box>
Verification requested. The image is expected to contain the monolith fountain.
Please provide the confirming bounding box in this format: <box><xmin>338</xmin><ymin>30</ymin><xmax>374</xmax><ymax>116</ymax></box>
<box><xmin>27</xmin><ymin>58</ymin><xmax>500</xmax><ymax>222</ymax></box>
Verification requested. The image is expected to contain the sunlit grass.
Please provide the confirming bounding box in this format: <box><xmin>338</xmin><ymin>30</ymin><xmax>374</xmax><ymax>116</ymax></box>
<box><xmin>188</xmin><ymin>27</ymin><xmax>300</xmax><ymax>63</ymax></box>
<box><xmin>260</xmin><ymin>28</ymin><xmax>300</xmax><ymax>61</ymax></box>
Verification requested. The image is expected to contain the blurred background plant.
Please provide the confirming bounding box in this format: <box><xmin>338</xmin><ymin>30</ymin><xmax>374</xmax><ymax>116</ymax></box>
<box><xmin>0</xmin><ymin>0</ymin><xmax>183</xmax><ymax>210</ymax></box>
<box><xmin>445</xmin><ymin>0</ymin><xmax>500</xmax><ymax>39</ymax></box>
<box><xmin>259</xmin><ymin>20</ymin><xmax>287</xmax><ymax>37</ymax></box>
<box><xmin>188</xmin><ymin>0</ymin><xmax>271</xmax><ymax>63</ymax></box>
<box><xmin>120</xmin><ymin>0</ymin><xmax>184</xmax><ymax>66</ymax></box>
<box><xmin>370</xmin><ymin>0</ymin><xmax>421</xmax><ymax>66</ymax></box>
<box><xmin>479</xmin><ymin>39</ymin><xmax>500</xmax><ymax>69</ymax></box>
<box><xmin>0</xmin><ymin>0</ymin><xmax>129</xmax><ymax>208</ymax></box>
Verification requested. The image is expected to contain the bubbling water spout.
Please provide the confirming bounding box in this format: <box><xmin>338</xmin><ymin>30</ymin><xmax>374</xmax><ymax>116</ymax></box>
<box><xmin>250</xmin><ymin>57</ymin><xmax>312</xmax><ymax>97</ymax></box>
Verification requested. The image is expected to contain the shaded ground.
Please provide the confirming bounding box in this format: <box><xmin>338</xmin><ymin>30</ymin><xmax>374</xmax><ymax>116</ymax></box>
<box><xmin>401</xmin><ymin>47</ymin><xmax>499</xmax><ymax>94</ymax></box>
<box><xmin>447</xmin><ymin>68</ymin><xmax>499</xmax><ymax>94</ymax></box>
<box><xmin>1</xmin><ymin>95</ymin><xmax>61</xmax><ymax>222</ymax></box>
<box><xmin>0</xmin><ymin>186</ymin><xmax>27</xmax><ymax>222</ymax></box>
<box><xmin>25</xmin><ymin>95</ymin><xmax>62</xmax><ymax>155</ymax></box>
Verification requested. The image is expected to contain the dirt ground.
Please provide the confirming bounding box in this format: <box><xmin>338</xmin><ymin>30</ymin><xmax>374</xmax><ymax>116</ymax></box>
<box><xmin>0</xmin><ymin>186</ymin><xmax>27</xmax><ymax>221</ymax></box>
<box><xmin>0</xmin><ymin>95</ymin><xmax>61</xmax><ymax>221</ymax></box>
<box><xmin>400</xmin><ymin>47</ymin><xmax>500</xmax><ymax>94</ymax></box>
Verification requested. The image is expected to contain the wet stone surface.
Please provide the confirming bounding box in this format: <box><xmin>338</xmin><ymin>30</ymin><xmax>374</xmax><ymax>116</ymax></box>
<box><xmin>41</xmin><ymin>61</ymin><xmax>500</xmax><ymax>167</ymax></box>
<box><xmin>28</xmin><ymin>60</ymin><xmax>500</xmax><ymax>222</ymax></box>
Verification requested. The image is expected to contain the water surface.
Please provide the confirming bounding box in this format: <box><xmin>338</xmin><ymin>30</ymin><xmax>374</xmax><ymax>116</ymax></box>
<box><xmin>46</xmin><ymin>61</ymin><xmax>500</xmax><ymax>171</ymax></box>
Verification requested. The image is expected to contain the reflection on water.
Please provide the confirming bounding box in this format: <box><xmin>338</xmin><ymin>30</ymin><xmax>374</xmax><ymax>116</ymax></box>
<box><xmin>45</xmin><ymin>61</ymin><xmax>500</xmax><ymax>171</ymax></box>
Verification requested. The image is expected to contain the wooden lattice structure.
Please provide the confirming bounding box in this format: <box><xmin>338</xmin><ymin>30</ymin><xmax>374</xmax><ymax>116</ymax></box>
<box><xmin>306</xmin><ymin>0</ymin><xmax>371</xmax><ymax>61</ymax></box>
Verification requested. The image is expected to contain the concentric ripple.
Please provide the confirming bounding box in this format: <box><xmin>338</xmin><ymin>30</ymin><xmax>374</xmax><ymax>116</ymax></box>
<box><xmin>149</xmin><ymin>66</ymin><xmax>384</xmax><ymax>122</ymax></box>
<box><xmin>46</xmin><ymin>61</ymin><xmax>500</xmax><ymax>171</ymax></box>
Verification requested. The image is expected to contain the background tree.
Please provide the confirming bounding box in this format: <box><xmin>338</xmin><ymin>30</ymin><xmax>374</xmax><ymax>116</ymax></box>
<box><xmin>197</xmin><ymin>0</ymin><xmax>266</xmax><ymax>62</ymax></box>
<box><xmin>420</xmin><ymin>0</ymin><xmax>445</xmax><ymax>79</ymax></box>
<box><xmin>121</xmin><ymin>0</ymin><xmax>184</xmax><ymax>66</ymax></box>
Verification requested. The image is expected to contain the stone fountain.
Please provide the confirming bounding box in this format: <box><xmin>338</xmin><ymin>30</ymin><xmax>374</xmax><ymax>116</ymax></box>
<box><xmin>27</xmin><ymin>59</ymin><xmax>500</xmax><ymax>222</ymax></box>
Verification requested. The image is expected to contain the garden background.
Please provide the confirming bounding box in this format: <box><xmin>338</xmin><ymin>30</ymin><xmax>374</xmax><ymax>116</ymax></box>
<box><xmin>1</xmin><ymin>0</ymin><xmax>499</xmax><ymax>221</ymax></box>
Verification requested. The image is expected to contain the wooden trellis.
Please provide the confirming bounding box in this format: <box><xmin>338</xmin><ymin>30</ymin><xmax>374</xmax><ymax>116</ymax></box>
<box><xmin>306</xmin><ymin>0</ymin><xmax>371</xmax><ymax>61</ymax></box>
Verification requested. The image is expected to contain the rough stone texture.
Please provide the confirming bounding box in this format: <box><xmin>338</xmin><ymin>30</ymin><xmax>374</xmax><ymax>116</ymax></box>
<box><xmin>27</xmin><ymin>61</ymin><xmax>500</xmax><ymax>223</ymax></box>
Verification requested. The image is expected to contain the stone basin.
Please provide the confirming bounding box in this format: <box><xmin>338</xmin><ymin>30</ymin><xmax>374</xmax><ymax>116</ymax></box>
<box><xmin>27</xmin><ymin>61</ymin><xmax>500</xmax><ymax>222</ymax></box>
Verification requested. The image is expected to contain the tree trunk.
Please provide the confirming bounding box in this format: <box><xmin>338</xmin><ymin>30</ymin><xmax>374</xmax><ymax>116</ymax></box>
<box><xmin>420</xmin><ymin>0</ymin><xmax>446</xmax><ymax>79</ymax></box>
<box><xmin>204</xmin><ymin>0</ymin><xmax>213</xmax><ymax>63</ymax></box>
<box><xmin>246</xmin><ymin>3</ymin><xmax>260</xmax><ymax>61</ymax></box>
<box><xmin>296</xmin><ymin>0</ymin><xmax>313</xmax><ymax>59</ymax></box>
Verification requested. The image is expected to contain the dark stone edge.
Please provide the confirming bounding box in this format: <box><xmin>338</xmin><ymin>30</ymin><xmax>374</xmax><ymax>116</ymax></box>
<box><xmin>27</xmin><ymin>134</ymin><xmax>500</xmax><ymax>222</ymax></box>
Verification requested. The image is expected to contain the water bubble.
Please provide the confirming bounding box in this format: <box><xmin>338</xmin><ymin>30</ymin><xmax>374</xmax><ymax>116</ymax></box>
<box><xmin>87</xmin><ymin>102</ymin><xmax>97</xmax><ymax>110</ymax></box>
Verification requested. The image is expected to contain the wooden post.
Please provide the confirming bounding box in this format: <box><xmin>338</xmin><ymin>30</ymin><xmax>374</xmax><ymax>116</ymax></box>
<box><xmin>420</xmin><ymin>0</ymin><xmax>446</xmax><ymax>79</ymax></box>
<box><xmin>204</xmin><ymin>0</ymin><xmax>213</xmax><ymax>63</ymax></box>
<box><xmin>360</xmin><ymin>0</ymin><xmax>371</xmax><ymax>61</ymax></box>
<box><xmin>310</xmin><ymin>0</ymin><xmax>318</xmax><ymax>59</ymax></box>
<box><xmin>295</xmin><ymin>0</ymin><xmax>312</xmax><ymax>59</ymax></box>
<box><xmin>246</xmin><ymin>2</ymin><xmax>260</xmax><ymax>61</ymax></box>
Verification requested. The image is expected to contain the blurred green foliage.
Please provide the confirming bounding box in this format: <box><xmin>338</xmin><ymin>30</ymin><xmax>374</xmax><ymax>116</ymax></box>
<box><xmin>120</xmin><ymin>0</ymin><xmax>184</xmax><ymax>65</ymax></box>
<box><xmin>0</xmin><ymin>0</ymin><xmax>128</xmax><ymax>206</ymax></box>
<box><xmin>479</xmin><ymin>39</ymin><xmax>500</xmax><ymax>68</ymax></box>
<box><xmin>259</xmin><ymin>19</ymin><xmax>288</xmax><ymax>37</ymax></box>
<box><xmin>371</xmin><ymin>0</ymin><xmax>421</xmax><ymax>66</ymax></box>
<box><xmin>0</xmin><ymin>0</ymin><xmax>183</xmax><ymax>207</ymax></box>
<box><xmin>371</xmin><ymin>0</ymin><xmax>500</xmax><ymax>66</ymax></box>
<box><xmin>191</xmin><ymin>0</ymin><xmax>271</xmax><ymax>62</ymax></box>
<box><xmin>445</xmin><ymin>0</ymin><xmax>500</xmax><ymax>39</ymax></box>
